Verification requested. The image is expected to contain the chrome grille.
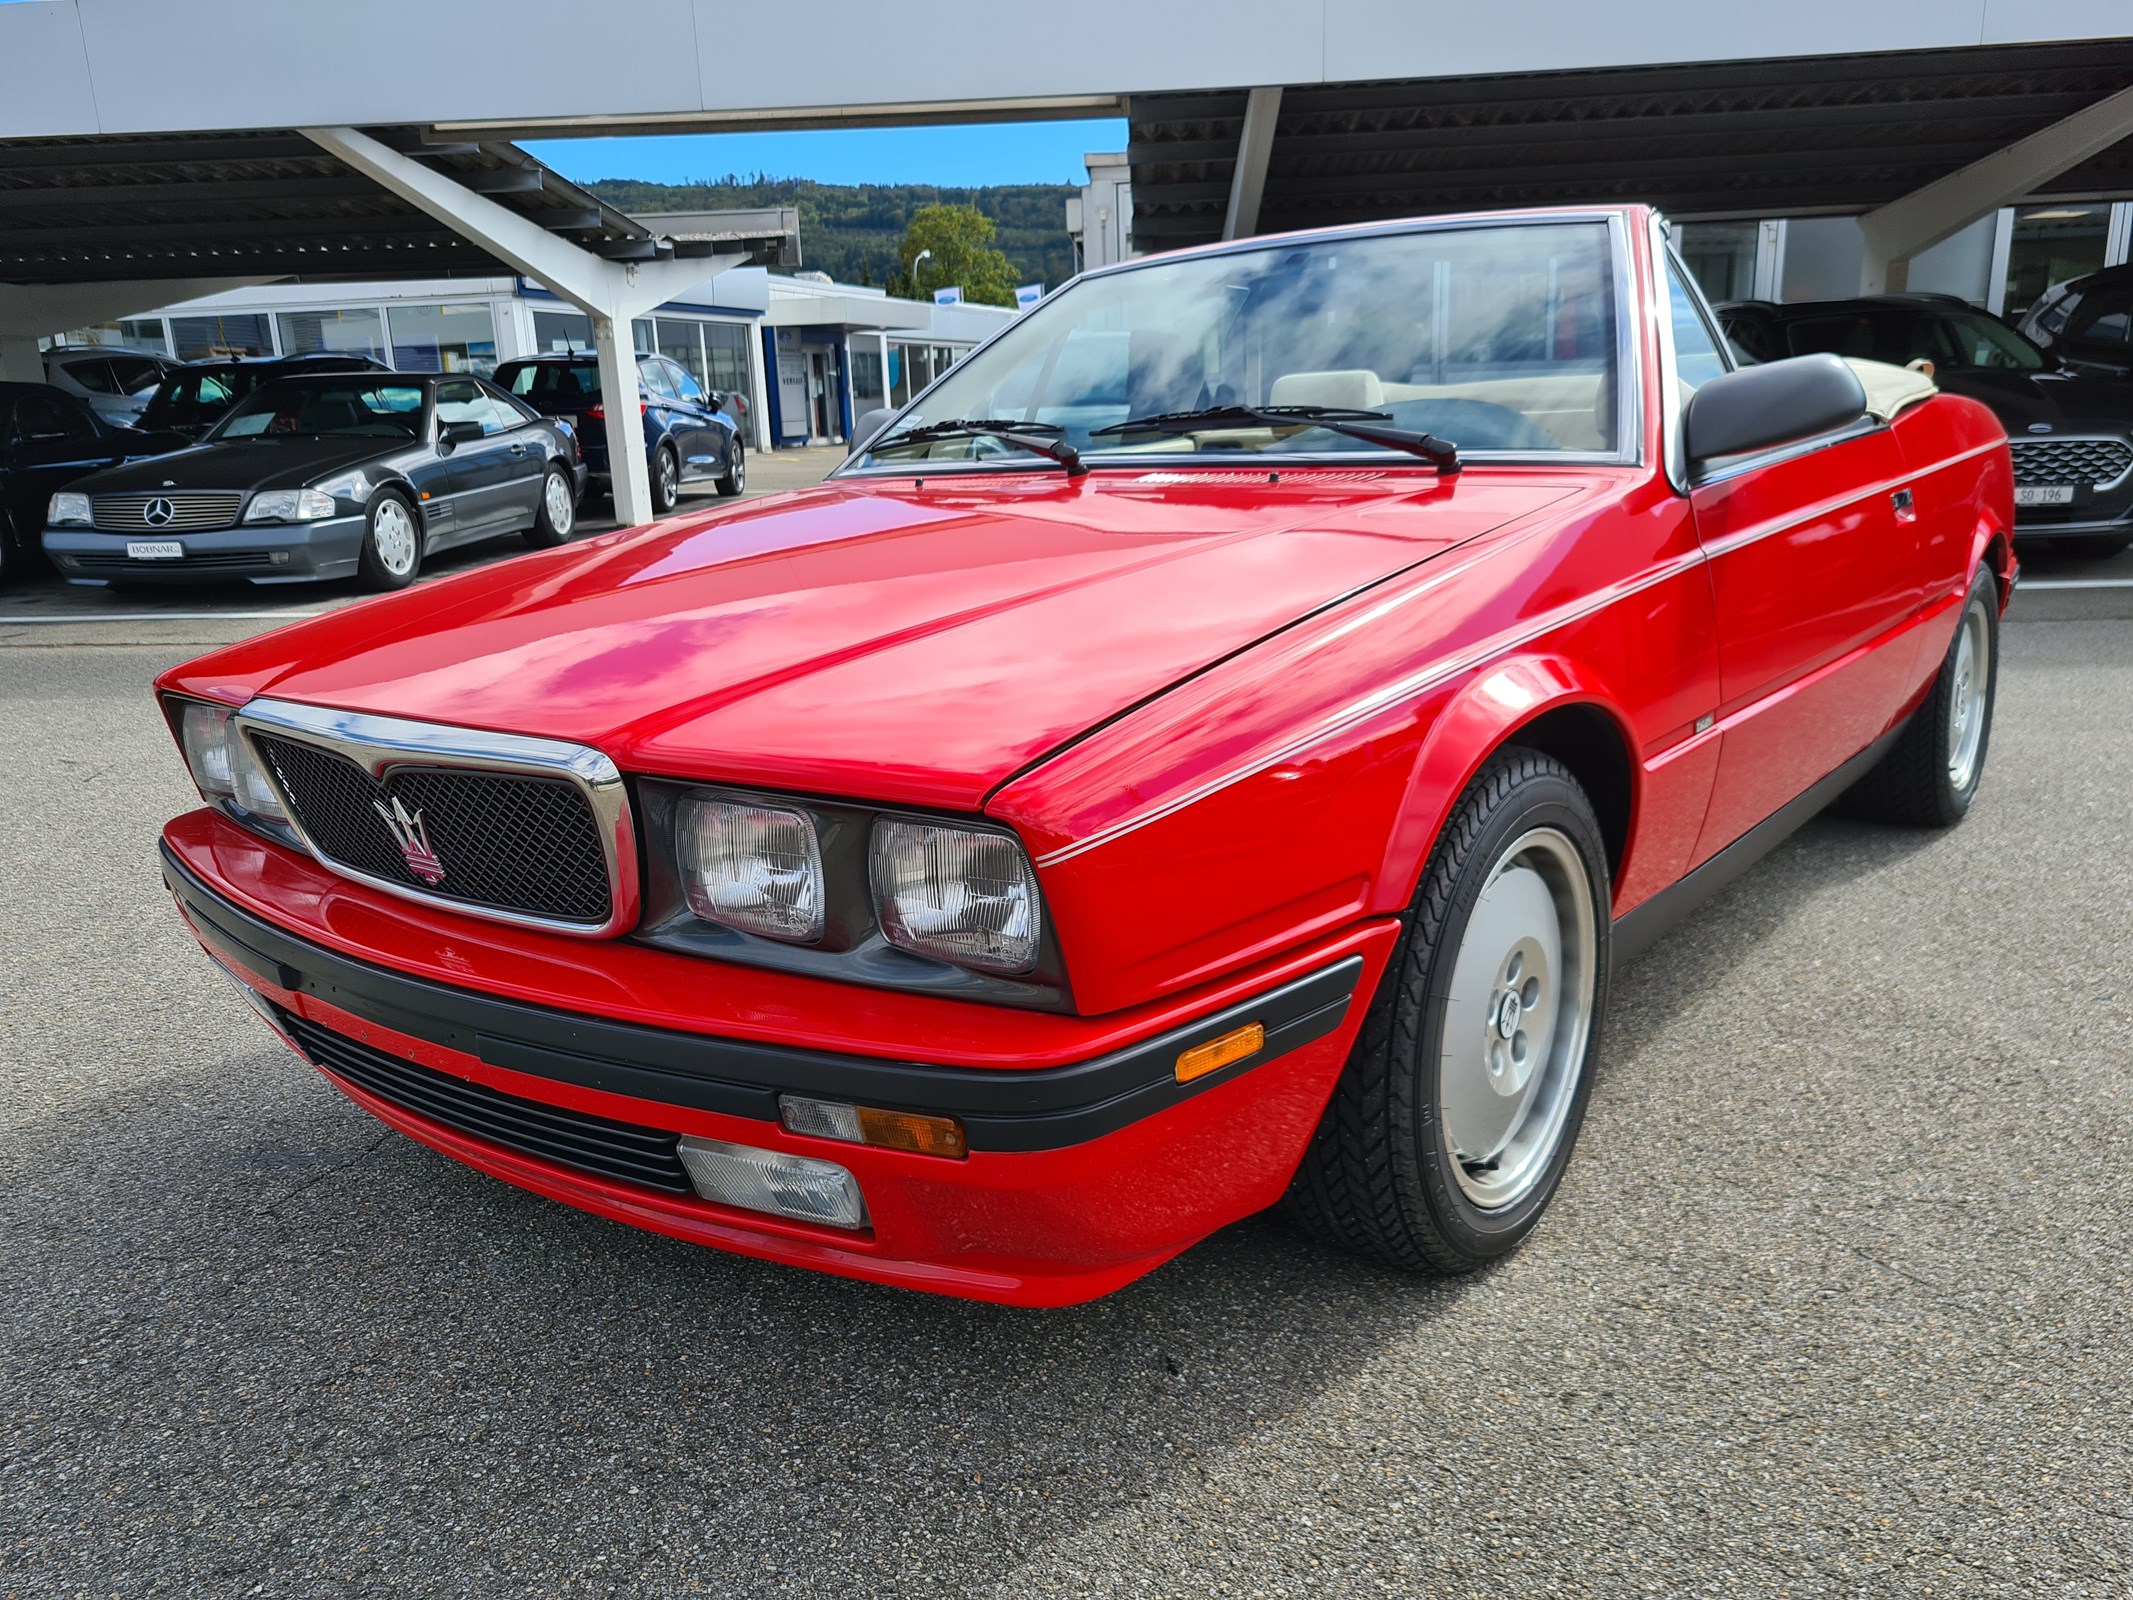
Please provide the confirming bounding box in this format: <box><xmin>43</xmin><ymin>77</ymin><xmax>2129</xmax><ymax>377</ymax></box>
<box><xmin>253</xmin><ymin>732</ymin><xmax>614</xmax><ymax>926</ymax></box>
<box><xmin>2007</xmin><ymin>438</ymin><xmax>2133</xmax><ymax>489</ymax></box>
<box><xmin>90</xmin><ymin>492</ymin><xmax>245</xmax><ymax>531</ymax></box>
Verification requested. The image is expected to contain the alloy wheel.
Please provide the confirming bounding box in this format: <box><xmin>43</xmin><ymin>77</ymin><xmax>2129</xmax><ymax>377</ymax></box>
<box><xmin>1946</xmin><ymin>593</ymin><xmax>1992</xmax><ymax>792</ymax></box>
<box><xmin>371</xmin><ymin>498</ymin><xmax>417</xmax><ymax>577</ymax></box>
<box><xmin>1437</xmin><ymin>827</ymin><xmax>1598</xmax><ymax>1209</ymax></box>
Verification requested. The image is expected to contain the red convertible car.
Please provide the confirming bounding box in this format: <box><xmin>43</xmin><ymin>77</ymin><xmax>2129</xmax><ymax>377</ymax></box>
<box><xmin>156</xmin><ymin>206</ymin><xmax>2011</xmax><ymax>1306</ymax></box>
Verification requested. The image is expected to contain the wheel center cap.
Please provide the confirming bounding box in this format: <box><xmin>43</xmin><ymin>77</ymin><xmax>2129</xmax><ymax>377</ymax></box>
<box><xmin>1495</xmin><ymin>991</ymin><xmax>1522</xmax><ymax>1040</ymax></box>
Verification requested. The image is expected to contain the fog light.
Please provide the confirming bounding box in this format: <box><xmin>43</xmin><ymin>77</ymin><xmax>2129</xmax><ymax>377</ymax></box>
<box><xmin>780</xmin><ymin>1095</ymin><xmax>968</xmax><ymax>1159</ymax></box>
<box><xmin>677</xmin><ymin>1135</ymin><xmax>868</xmax><ymax>1230</ymax></box>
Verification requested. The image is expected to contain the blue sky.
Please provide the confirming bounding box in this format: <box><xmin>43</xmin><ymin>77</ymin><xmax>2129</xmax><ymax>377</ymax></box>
<box><xmin>524</xmin><ymin>119</ymin><xmax>1125</xmax><ymax>189</ymax></box>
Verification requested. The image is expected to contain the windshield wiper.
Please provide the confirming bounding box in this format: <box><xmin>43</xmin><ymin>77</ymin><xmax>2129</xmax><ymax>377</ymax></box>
<box><xmin>1090</xmin><ymin>404</ymin><xmax>1460</xmax><ymax>475</ymax></box>
<box><xmin>875</xmin><ymin>418</ymin><xmax>1086</xmax><ymax>478</ymax></box>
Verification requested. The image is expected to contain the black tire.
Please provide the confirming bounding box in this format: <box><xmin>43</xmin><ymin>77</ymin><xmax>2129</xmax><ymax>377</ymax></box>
<box><xmin>356</xmin><ymin>490</ymin><xmax>422</xmax><ymax>592</ymax></box>
<box><xmin>522</xmin><ymin>465</ymin><xmax>578</xmax><ymax>548</ymax></box>
<box><xmin>714</xmin><ymin>435</ymin><xmax>745</xmax><ymax>498</ymax></box>
<box><xmin>1839</xmin><ymin>564</ymin><xmax>1999</xmax><ymax>827</ymax></box>
<box><xmin>1286</xmin><ymin>748</ymin><xmax>1610</xmax><ymax>1274</ymax></box>
<box><xmin>650</xmin><ymin>445</ymin><xmax>679</xmax><ymax>516</ymax></box>
<box><xmin>2050</xmin><ymin>535</ymin><xmax>2131</xmax><ymax>560</ymax></box>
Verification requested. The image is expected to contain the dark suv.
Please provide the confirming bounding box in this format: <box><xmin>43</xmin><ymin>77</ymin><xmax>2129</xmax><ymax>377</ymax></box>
<box><xmin>1720</xmin><ymin>295</ymin><xmax>2133</xmax><ymax>558</ymax></box>
<box><xmin>139</xmin><ymin>353</ymin><xmax>391</xmax><ymax>442</ymax></box>
<box><xmin>494</xmin><ymin>352</ymin><xmax>743</xmax><ymax>514</ymax></box>
<box><xmin>2017</xmin><ymin>265</ymin><xmax>2133</xmax><ymax>382</ymax></box>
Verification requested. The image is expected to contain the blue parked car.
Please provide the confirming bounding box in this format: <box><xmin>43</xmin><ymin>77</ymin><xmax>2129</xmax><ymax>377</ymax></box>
<box><xmin>494</xmin><ymin>352</ymin><xmax>744</xmax><ymax>514</ymax></box>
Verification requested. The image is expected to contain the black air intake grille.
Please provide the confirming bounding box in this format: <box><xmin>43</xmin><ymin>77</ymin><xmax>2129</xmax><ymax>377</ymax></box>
<box><xmin>2008</xmin><ymin>438</ymin><xmax>2133</xmax><ymax>488</ymax></box>
<box><xmin>279</xmin><ymin>1009</ymin><xmax>690</xmax><ymax>1194</ymax></box>
<box><xmin>253</xmin><ymin>733</ymin><xmax>612</xmax><ymax>925</ymax></box>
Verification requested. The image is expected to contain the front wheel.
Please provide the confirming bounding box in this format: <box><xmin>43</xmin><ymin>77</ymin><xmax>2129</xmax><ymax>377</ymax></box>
<box><xmin>1287</xmin><ymin>748</ymin><xmax>1609</xmax><ymax>1273</ymax></box>
<box><xmin>1840</xmin><ymin>564</ymin><xmax>1999</xmax><ymax>827</ymax></box>
<box><xmin>356</xmin><ymin>491</ymin><xmax>421</xmax><ymax>591</ymax></box>
<box><xmin>714</xmin><ymin>435</ymin><xmax>745</xmax><ymax>498</ymax></box>
<box><xmin>522</xmin><ymin>465</ymin><xmax>578</xmax><ymax>548</ymax></box>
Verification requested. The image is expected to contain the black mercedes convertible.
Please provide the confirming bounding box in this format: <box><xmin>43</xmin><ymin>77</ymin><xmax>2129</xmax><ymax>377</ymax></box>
<box><xmin>43</xmin><ymin>372</ymin><xmax>587</xmax><ymax>589</ymax></box>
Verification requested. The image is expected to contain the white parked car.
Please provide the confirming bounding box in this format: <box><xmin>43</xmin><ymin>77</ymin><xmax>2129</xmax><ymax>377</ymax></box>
<box><xmin>42</xmin><ymin>347</ymin><xmax>178</xmax><ymax>427</ymax></box>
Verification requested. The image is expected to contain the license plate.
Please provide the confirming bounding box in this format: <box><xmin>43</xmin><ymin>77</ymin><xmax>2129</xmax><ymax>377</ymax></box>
<box><xmin>125</xmin><ymin>541</ymin><xmax>183</xmax><ymax>560</ymax></box>
<box><xmin>2015</xmin><ymin>485</ymin><xmax>2075</xmax><ymax>506</ymax></box>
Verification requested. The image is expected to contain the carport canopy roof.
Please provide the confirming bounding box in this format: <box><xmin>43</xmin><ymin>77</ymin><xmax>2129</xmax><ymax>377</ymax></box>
<box><xmin>0</xmin><ymin>128</ymin><xmax>799</xmax><ymax>286</ymax></box>
<box><xmin>1128</xmin><ymin>40</ymin><xmax>2133</xmax><ymax>248</ymax></box>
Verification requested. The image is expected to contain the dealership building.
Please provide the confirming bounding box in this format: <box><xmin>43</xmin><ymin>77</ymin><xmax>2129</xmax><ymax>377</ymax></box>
<box><xmin>6</xmin><ymin>2</ymin><xmax>2133</xmax><ymax>521</ymax></box>
<box><xmin>46</xmin><ymin>229</ymin><xmax>1017</xmax><ymax>455</ymax></box>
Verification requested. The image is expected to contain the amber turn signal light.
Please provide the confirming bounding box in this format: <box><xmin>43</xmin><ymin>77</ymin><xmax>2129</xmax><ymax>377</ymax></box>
<box><xmin>1175</xmin><ymin>1022</ymin><xmax>1265</xmax><ymax>1084</ymax></box>
<box><xmin>779</xmin><ymin>1095</ymin><xmax>968</xmax><ymax>1159</ymax></box>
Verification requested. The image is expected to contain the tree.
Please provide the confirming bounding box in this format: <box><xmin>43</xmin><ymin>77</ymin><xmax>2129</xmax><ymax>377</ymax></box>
<box><xmin>888</xmin><ymin>203</ymin><xmax>1020</xmax><ymax>307</ymax></box>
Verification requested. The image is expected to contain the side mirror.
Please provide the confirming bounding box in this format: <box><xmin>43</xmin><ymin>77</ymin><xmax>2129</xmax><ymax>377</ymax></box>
<box><xmin>1685</xmin><ymin>354</ymin><xmax>1868</xmax><ymax>470</ymax></box>
<box><xmin>851</xmin><ymin>408</ymin><xmax>896</xmax><ymax>453</ymax></box>
<box><xmin>438</xmin><ymin>418</ymin><xmax>484</xmax><ymax>453</ymax></box>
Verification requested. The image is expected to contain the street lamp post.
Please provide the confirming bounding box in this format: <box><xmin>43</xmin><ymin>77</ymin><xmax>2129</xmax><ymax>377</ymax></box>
<box><xmin>911</xmin><ymin>247</ymin><xmax>933</xmax><ymax>300</ymax></box>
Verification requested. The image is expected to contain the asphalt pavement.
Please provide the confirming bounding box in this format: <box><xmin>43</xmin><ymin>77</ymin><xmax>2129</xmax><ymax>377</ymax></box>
<box><xmin>0</xmin><ymin>551</ymin><xmax>2129</xmax><ymax>1597</ymax></box>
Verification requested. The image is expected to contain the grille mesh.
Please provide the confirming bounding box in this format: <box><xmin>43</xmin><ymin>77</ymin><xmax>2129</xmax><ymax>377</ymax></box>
<box><xmin>254</xmin><ymin>733</ymin><xmax>613</xmax><ymax>924</ymax></box>
<box><xmin>91</xmin><ymin>492</ymin><xmax>245</xmax><ymax>531</ymax></box>
<box><xmin>279</xmin><ymin>1008</ymin><xmax>690</xmax><ymax>1194</ymax></box>
<box><xmin>71</xmin><ymin>549</ymin><xmax>274</xmax><ymax>571</ymax></box>
<box><xmin>2007</xmin><ymin>438</ymin><xmax>2133</xmax><ymax>489</ymax></box>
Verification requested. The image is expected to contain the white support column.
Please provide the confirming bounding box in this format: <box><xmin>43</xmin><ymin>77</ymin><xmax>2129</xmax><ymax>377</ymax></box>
<box><xmin>1221</xmin><ymin>87</ymin><xmax>1283</xmax><ymax>243</ymax></box>
<box><xmin>302</xmin><ymin>125</ymin><xmax>744</xmax><ymax>528</ymax></box>
<box><xmin>1858</xmin><ymin>84</ymin><xmax>2133</xmax><ymax>295</ymax></box>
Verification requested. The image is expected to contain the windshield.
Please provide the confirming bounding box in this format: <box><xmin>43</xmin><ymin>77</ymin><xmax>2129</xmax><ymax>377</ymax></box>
<box><xmin>1783</xmin><ymin>309</ymin><xmax>2048</xmax><ymax>373</ymax></box>
<box><xmin>211</xmin><ymin>379</ymin><xmax>429</xmax><ymax>440</ymax></box>
<box><xmin>860</xmin><ymin>220</ymin><xmax>1623</xmax><ymax>469</ymax></box>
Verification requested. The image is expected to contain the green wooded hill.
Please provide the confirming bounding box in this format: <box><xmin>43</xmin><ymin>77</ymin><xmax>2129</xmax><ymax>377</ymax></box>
<box><xmin>584</xmin><ymin>176</ymin><xmax>1078</xmax><ymax>294</ymax></box>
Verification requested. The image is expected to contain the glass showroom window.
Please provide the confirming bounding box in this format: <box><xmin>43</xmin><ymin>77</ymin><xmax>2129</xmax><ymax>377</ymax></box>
<box><xmin>170</xmin><ymin>313</ymin><xmax>273</xmax><ymax>360</ymax></box>
<box><xmin>658</xmin><ymin>319</ymin><xmax>710</xmax><ymax>389</ymax></box>
<box><xmin>2003</xmin><ymin>205</ymin><xmax>2112</xmax><ymax>315</ymax></box>
<box><xmin>705</xmin><ymin>322</ymin><xmax>751</xmax><ymax>397</ymax></box>
<box><xmin>278</xmin><ymin>307</ymin><xmax>388</xmax><ymax>364</ymax></box>
<box><xmin>388</xmin><ymin>303</ymin><xmax>498</xmax><ymax>375</ymax></box>
<box><xmin>851</xmin><ymin>346</ymin><xmax>886</xmax><ymax>415</ymax></box>
<box><xmin>633</xmin><ymin>318</ymin><xmax>656</xmax><ymax>354</ymax></box>
<box><xmin>534</xmin><ymin>309</ymin><xmax>594</xmax><ymax>353</ymax></box>
<box><xmin>1676</xmin><ymin>221</ymin><xmax>1760</xmax><ymax>304</ymax></box>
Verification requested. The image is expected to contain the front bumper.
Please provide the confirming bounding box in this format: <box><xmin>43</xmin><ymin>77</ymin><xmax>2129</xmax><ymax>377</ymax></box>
<box><xmin>162</xmin><ymin>825</ymin><xmax>1389</xmax><ymax>1305</ymax></box>
<box><xmin>44</xmin><ymin>514</ymin><xmax>368</xmax><ymax>585</ymax></box>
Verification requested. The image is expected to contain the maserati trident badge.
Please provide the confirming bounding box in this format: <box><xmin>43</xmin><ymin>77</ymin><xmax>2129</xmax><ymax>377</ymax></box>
<box><xmin>373</xmin><ymin>795</ymin><xmax>445</xmax><ymax>885</ymax></box>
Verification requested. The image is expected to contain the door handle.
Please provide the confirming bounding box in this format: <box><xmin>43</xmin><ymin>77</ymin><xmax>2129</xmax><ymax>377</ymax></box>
<box><xmin>509</xmin><ymin>443</ymin><xmax>527</xmax><ymax>456</ymax></box>
<box><xmin>1891</xmin><ymin>487</ymin><xmax>1916</xmax><ymax>522</ymax></box>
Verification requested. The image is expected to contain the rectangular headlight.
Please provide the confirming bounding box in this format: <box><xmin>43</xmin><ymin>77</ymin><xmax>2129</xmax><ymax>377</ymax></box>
<box><xmin>48</xmin><ymin>491</ymin><xmax>91</xmax><ymax>527</ymax></box>
<box><xmin>175</xmin><ymin>699</ymin><xmax>286</xmax><ymax>823</ymax></box>
<box><xmin>243</xmin><ymin>488</ymin><xmax>336</xmax><ymax>523</ymax></box>
<box><xmin>869</xmin><ymin>818</ymin><xmax>1041</xmax><ymax>974</ymax></box>
<box><xmin>676</xmin><ymin>793</ymin><xmax>825</xmax><ymax>943</ymax></box>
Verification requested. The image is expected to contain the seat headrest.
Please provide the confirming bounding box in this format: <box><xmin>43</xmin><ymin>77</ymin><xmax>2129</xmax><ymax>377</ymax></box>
<box><xmin>1268</xmin><ymin>369</ymin><xmax>1386</xmax><ymax>411</ymax></box>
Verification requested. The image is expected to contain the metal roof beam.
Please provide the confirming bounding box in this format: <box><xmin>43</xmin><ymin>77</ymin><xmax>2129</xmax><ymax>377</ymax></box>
<box><xmin>1222</xmin><ymin>87</ymin><xmax>1283</xmax><ymax>242</ymax></box>
<box><xmin>1861</xmin><ymin>82</ymin><xmax>2133</xmax><ymax>291</ymax></box>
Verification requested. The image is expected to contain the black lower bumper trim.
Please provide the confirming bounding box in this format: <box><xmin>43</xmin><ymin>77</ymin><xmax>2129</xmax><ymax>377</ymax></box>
<box><xmin>164</xmin><ymin>842</ymin><xmax>1362</xmax><ymax>1153</ymax></box>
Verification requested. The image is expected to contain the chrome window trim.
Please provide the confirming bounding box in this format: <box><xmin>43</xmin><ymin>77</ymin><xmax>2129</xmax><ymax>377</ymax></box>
<box><xmin>233</xmin><ymin>696</ymin><xmax>638</xmax><ymax>940</ymax></box>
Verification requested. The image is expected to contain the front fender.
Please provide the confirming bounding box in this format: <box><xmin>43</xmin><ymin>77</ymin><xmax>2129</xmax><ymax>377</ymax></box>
<box><xmin>1376</xmin><ymin>654</ymin><xmax>1639</xmax><ymax>916</ymax></box>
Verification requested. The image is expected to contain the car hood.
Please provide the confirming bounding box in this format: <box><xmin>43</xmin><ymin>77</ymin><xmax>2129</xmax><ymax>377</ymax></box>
<box><xmin>176</xmin><ymin>470</ymin><xmax>1591</xmax><ymax>809</ymax></box>
<box><xmin>1934</xmin><ymin>367</ymin><xmax>2133</xmax><ymax>436</ymax></box>
<box><xmin>77</xmin><ymin>437</ymin><xmax>398</xmax><ymax>495</ymax></box>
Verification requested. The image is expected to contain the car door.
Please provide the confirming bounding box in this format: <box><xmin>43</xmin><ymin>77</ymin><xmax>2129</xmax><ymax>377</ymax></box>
<box><xmin>661</xmin><ymin>359</ymin><xmax>721</xmax><ymax>478</ymax></box>
<box><xmin>1677</xmin><ymin>268</ymin><xmax>1924</xmax><ymax>865</ymax></box>
<box><xmin>637</xmin><ymin>357</ymin><xmax>687</xmax><ymax>475</ymax></box>
<box><xmin>432</xmin><ymin>378</ymin><xmax>519</xmax><ymax>539</ymax></box>
<box><xmin>477</xmin><ymin>380</ymin><xmax>549</xmax><ymax>526</ymax></box>
<box><xmin>4</xmin><ymin>390</ymin><xmax>124</xmax><ymax>537</ymax></box>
